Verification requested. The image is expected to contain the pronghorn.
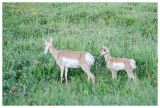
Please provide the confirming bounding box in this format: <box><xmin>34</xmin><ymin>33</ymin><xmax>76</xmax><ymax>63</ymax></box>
<box><xmin>43</xmin><ymin>37</ymin><xmax>95</xmax><ymax>85</ymax></box>
<box><xmin>100</xmin><ymin>46</ymin><xmax>136</xmax><ymax>80</ymax></box>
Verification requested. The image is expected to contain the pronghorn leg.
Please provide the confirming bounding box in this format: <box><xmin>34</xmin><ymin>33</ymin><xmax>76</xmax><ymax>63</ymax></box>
<box><xmin>115</xmin><ymin>71</ymin><xmax>118</xmax><ymax>79</ymax></box>
<box><xmin>111</xmin><ymin>69</ymin><xmax>116</xmax><ymax>79</ymax></box>
<box><xmin>60</xmin><ymin>66</ymin><xmax>64</xmax><ymax>84</ymax></box>
<box><xmin>85</xmin><ymin>65</ymin><xmax>91</xmax><ymax>82</ymax></box>
<box><xmin>87</xmin><ymin>70</ymin><xmax>95</xmax><ymax>86</ymax></box>
<box><xmin>88</xmin><ymin>75</ymin><xmax>91</xmax><ymax>82</ymax></box>
<box><xmin>125</xmin><ymin>69</ymin><xmax>135</xmax><ymax>80</ymax></box>
<box><xmin>82</xmin><ymin>67</ymin><xmax>95</xmax><ymax>86</ymax></box>
<box><xmin>65</xmin><ymin>67</ymin><xmax>68</xmax><ymax>85</ymax></box>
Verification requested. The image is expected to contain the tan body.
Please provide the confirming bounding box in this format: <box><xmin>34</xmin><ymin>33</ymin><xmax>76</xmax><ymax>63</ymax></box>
<box><xmin>101</xmin><ymin>47</ymin><xmax>136</xmax><ymax>80</ymax></box>
<box><xmin>44</xmin><ymin>38</ymin><xmax>95</xmax><ymax>85</ymax></box>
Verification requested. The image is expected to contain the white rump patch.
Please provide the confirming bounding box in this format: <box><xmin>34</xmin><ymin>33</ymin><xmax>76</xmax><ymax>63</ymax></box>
<box><xmin>63</xmin><ymin>57</ymin><xmax>80</xmax><ymax>68</ymax></box>
<box><xmin>113</xmin><ymin>63</ymin><xmax>125</xmax><ymax>71</ymax></box>
<box><xmin>130</xmin><ymin>59</ymin><xmax>136</xmax><ymax>69</ymax></box>
<box><xmin>85</xmin><ymin>53</ymin><xmax>95</xmax><ymax>66</ymax></box>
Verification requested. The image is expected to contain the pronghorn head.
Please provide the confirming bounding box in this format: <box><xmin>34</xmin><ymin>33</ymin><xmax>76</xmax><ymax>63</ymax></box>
<box><xmin>100</xmin><ymin>46</ymin><xmax>109</xmax><ymax>56</ymax></box>
<box><xmin>43</xmin><ymin>37</ymin><xmax>53</xmax><ymax>54</ymax></box>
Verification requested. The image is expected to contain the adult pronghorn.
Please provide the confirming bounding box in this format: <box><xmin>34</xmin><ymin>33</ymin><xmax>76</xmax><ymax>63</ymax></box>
<box><xmin>43</xmin><ymin>37</ymin><xmax>95</xmax><ymax>85</ymax></box>
<box><xmin>100</xmin><ymin>46</ymin><xmax>136</xmax><ymax>80</ymax></box>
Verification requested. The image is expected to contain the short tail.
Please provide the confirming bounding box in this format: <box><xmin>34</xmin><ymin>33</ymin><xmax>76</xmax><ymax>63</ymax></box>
<box><xmin>85</xmin><ymin>53</ymin><xmax>95</xmax><ymax>66</ymax></box>
<box><xmin>130</xmin><ymin>59</ymin><xmax>136</xmax><ymax>69</ymax></box>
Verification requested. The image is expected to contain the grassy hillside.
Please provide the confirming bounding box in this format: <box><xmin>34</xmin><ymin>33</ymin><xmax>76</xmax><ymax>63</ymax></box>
<box><xmin>2</xmin><ymin>2</ymin><xmax>157</xmax><ymax>105</ymax></box>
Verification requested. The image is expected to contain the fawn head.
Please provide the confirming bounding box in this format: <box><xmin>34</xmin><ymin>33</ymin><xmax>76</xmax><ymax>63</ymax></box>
<box><xmin>43</xmin><ymin>37</ymin><xmax>53</xmax><ymax>54</ymax></box>
<box><xmin>100</xmin><ymin>46</ymin><xmax>109</xmax><ymax>55</ymax></box>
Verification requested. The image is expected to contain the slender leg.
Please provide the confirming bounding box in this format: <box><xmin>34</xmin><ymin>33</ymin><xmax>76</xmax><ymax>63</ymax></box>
<box><xmin>115</xmin><ymin>71</ymin><xmax>118</xmax><ymax>79</ymax></box>
<box><xmin>87</xmin><ymin>65</ymin><xmax>91</xmax><ymax>82</ymax></box>
<box><xmin>82</xmin><ymin>67</ymin><xmax>95</xmax><ymax>86</ymax></box>
<box><xmin>125</xmin><ymin>69</ymin><xmax>135</xmax><ymax>80</ymax></box>
<box><xmin>111</xmin><ymin>69</ymin><xmax>116</xmax><ymax>79</ymax></box>
<box><xmin>60</xmin><ymin>66</ymin><xmax>64</xmax><ymax>84</ymax></box>
<box><xmin>87</xmin><ymin>70</ymin><xmax>95</xmax><ymax>86</ymax></box>
<box><xmin>88</xmin><ymin>71</ymin><xmax>95</xmax><ymax>86</ymax></box>
<box><xmin>88</xmin><ymin>75</ymin><xmax>91</xmax><ymax>82</ymax></box>
<box><xmin>65</xmin><ymin>67</ymin><xmax>68</xmax><ymax>85</ymax></box>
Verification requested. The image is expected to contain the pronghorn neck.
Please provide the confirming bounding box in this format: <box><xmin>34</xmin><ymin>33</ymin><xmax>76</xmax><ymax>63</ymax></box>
<box><xmin>104</xmin><ymin>52</ymin><xmax>111</xmax><ymax>63</ymax></box>
<box><xmin>49</xmin><ymin>45</ymin><xmax>59</xmax><ymax>59</ymax></box>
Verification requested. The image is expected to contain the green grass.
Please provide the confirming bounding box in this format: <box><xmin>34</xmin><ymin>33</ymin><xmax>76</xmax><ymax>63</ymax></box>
<box><xmin>2</xmin><ymin>2</ymin><xmax>157</xmax><ymax>105</ymax></box>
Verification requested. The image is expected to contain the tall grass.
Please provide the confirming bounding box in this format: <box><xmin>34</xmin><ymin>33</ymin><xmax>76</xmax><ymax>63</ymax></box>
<box><xmin>2</xmin><ymin>2</ymin><xmax>157</xmax><ymax>105</ymax></box>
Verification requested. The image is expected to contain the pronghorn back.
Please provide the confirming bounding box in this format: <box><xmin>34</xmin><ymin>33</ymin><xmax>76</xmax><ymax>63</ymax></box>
<box><xmin>56</xmin><ymin>50</ymin><xmax>94</xmax><ymax>68</ymax></box>
<box><xmin>109</xmin><ymin>57</ymin><xmax>136</xmax><ymax>70</ymax></box>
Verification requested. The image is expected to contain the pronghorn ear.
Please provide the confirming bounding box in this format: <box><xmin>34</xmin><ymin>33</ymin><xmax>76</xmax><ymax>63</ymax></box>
<box><xmin>107</xmin><ymin>44</ymin><xmax>109</xmax><ymax>48</ymax></box>
<box><xmin>43</xmin><ymin>39</ymin><xmax>47</xmax><ymax>45</ymax></box>
<box><xmin>50</xmin><ymin>37</ymin><xmax>53</xmax><ymax>43</ymax></box>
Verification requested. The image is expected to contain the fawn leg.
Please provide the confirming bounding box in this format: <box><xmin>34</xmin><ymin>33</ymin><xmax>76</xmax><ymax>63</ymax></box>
<box><xmin>65</xmin><ymin>67</ymin><xmax>68</xmax><ymax>85</ymax></box>
<box><xmin>60</xmin><ymin>66</ymin><xmax>64</xmax><ymax>84</ymax></box>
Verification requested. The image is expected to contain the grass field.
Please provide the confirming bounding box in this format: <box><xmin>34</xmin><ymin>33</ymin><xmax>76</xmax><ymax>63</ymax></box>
<box><xmin>2</xmin><ymin>2</ymin><xmax>158</xmax><ymax>105</ymax></box>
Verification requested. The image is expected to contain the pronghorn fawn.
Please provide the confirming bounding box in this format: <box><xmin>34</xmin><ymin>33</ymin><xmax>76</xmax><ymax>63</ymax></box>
<box><xmin>43</xmin><ymin>37</ymin><xmax>95</xmax><ymax>85</ymax></box>
<box><xmin>100</xmin><ymin>46</ymin><xmax>136</xmax><ymax>80</ymax></box>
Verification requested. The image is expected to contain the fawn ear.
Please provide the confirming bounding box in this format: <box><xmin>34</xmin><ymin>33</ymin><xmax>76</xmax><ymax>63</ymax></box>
<box><xmin>43</xmin><ymin>39</ymin><xmax>47</xmax><ymax>45</ymax></box>
<box><xmin>107</xmin><ymin>44</ymin><xmax>109</xmax><ymax>48</ymax></box>
<box><xmin>50</xmin><ymin>37</ymin><xmax>53</xmax><ymax>43</ymax></box>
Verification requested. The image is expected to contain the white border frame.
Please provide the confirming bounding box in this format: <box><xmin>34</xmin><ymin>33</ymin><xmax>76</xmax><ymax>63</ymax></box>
<box><xmin>0</xmin><ymin>0</ymin><xmax>159</xmax><ymax>107</ymax></box>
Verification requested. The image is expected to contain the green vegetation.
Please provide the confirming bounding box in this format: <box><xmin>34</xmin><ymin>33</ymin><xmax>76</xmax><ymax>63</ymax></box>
<box><xmin>2</xmin><ymin>3</ymin><xmax>157</xmax><ymax>105</ymax></box>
